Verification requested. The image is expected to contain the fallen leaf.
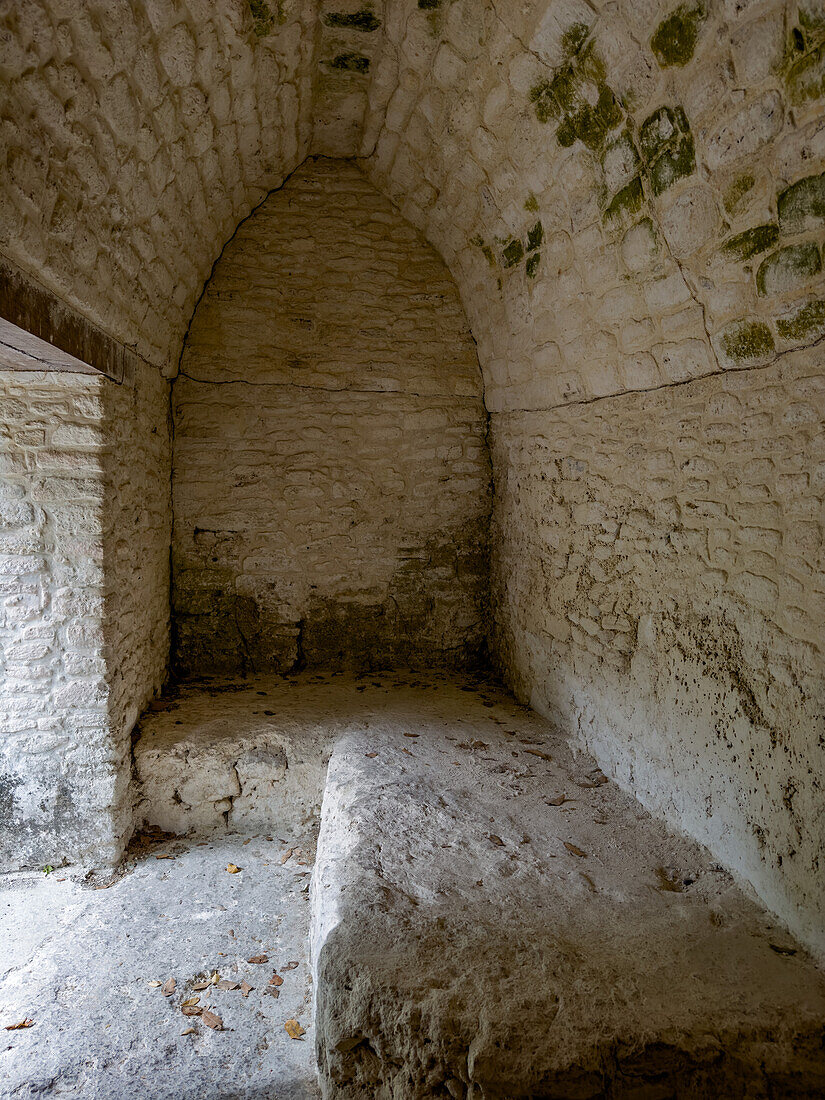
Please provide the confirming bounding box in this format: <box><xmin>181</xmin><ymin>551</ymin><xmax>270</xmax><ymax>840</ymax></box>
<box><xmin>546</xmin><ymin>796</ymin><xmax>568</xmax><ymax>806</ymax></box>
<box><xmin>247</xmin><ymin>955</ymin><xmax>268</xmax><ymax>965</ymax></box>
<box><xmin>458</xmin><ymin>740</ymin><xmax>488</xmax><ymax>750</ymax></box>
<box><xmin>201</xmin><ymin>1008</ymin><xmax>223</xmax><ymax>1030</ymax></box>
<box><xmin>193</xmin><ymin>981</ymin><xmax>210</xmax><ymax>991</ymax></box>
<box><xmin>181</xmin><ymin>997</ymin><xmax>200</xmax><ymax>1007</ymax></box>
<box><xmin>365</xmin><ymin>752</ymin><xmax>378</xmax><ymax>758</ymax></box>
<box><xmin>181</xmin><ymin>1005</ymin><xmax>203</xmax><ymax>1017</ymax></box>
<box><xmin>268</xmin><ymin>973</ymin><xmax>283</xmax><ymax>987</ymax></box>
<box><xmin>489</xmin><ymin>834</ymin><xmax>505</xmax><ymax>846</ymax></box>
<box><xmin>242</xmin><ymin>839</ymin><xmax>251</xmax><ymax>846</ymax></box>
<box><xmin>181</xmin><ymin>1028</ymin><xmax>197</xmax><ymax>1035</ymax></box>
<box><xmin>216</xmin><ymin>980</ymin><xmax>239</xmax><ymax>991</ymax></box>
<box><xmin>403</xmin><ymin>733</ymin><xmax>419</xmax><ymax>738</ymax></box>
<box><xmin>285</xmin><ymin>1018</ymin><xmax>305</xmax><ymax>1040</ymax></box>
<box><xmin>162</xmin><ymin>978</ymin><xmax>176</xmax><ymax>996</ymax></box>
<box><xmin>280</xmin><ymin>849</ymin><xmax>294</xmax><ymax>865</ymax></box>
<box><xmin>210</xmin><ymin>971</ymin><xmax>220</xmax><ymax>984</ymax></box>
<box><xmin>240</xmin><ymin>981</ymin><xmax>253</xmax><ymax>997</ymax></box>
<box><xmin>147</xmin><ymin>980</ymin><xmax>162</xmax><ymax>988</ymax></box>
<box><xmin>402</xmin><ymin>747</ymin><xmax>413</xmax><ymax>755</ymax></box>
<box><xmin>266</xmin><ymin>987</ymin><xmax>280</xmax><ymax>998</ymax></box>
<box><xmin>156</xmin><ymin>854</ymin><xmax>175</xmax><ymax>860</ymax></box>
<box><xmin>525</xmin><ymin>749</ymin><xmax>552</xmax><ymax>761</ymax></box>
<box><xmin>226</xmin><ymin>864</ymin><xmax>242</xmax><ymax>874</ymax></box>
<box><xmin>281</xmin><ymin>961</ymin><xmax>299</xmax><ymax>970</ymax></box>
<box><xmin>4</xmin><ymin>1019</ymin><xmax>34</xmax><ymax>1030</ymax></box>
<box><xmin>564</xmin><ymin>842</ymin><xmax>588</xmax><ymax>858</ymax></box>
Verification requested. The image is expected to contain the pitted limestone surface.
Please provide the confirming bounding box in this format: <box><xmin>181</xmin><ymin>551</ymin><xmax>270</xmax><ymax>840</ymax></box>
<box><xmin>310</xmin><ymin>679</ymin><xmax>825</xmax><ymax>1098</ymax></box>
<box><xmin>0</xmin><ymin>832</ymin><xmax>319</xmax><ymax>1100</ymax></box>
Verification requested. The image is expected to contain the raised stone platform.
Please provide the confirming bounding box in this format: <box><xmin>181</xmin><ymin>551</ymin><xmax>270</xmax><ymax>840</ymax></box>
<box><xmin>308</xmin><ymin>678</ymin><xmax>825</xmax><ymax>1098</ymax></box>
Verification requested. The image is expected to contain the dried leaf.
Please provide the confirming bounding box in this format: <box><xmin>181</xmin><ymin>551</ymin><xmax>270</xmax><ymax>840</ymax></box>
<box><xmin>242</xmin><ymin>839</ymin><xmax>251</xmax><ymax>845</ymax></box>
<box><xmin>403</xmin><ymin>733</ymin><xmax>419</xmax><ymax>738</ymax></box>
<box><xmin>489</xmin><ymin>834</ymin><xmax>505</xmax><ymax>846</ymax></box>
<box><xmin>525</xmin><ymin>748</ymin><xmax>552</xmax><ymax>761</ymax></box>
<box><xmin>4</xmin><ymin>1019</ymin><xmax>34</xmax><ymax>1030</ymax></box>
<box><xmin>364</xmin><ymin>752</ymin><xmax>378</xmax><ymax>758</ymax></box>
<box><xmin>280</xmin><ymin>849</ymin><xmax>294</xmax><ymax>865</ymax></box>
<box><xmin>564</xmin><ymin>842</ymin><xmax>588</xmax><ymax>858</ymax></box>
<box><xmin>546</xmin><ymin>796</ymin><xmax>568</xmax><ymax>806</ymax></box>
<box><xmin>240</xmin><ymin>981</ymin><xmax>253</xmax><ymax>997</ymax></box>
<box><xmin>147</xmin><ymin>980</ymin><xmax>162</xmax><ymax>988</ymax></box>
<box><xmin>156</xmin><ymin>854</ymin><xmax>175</xmax><ymax>860</ymax></box>
<box><xmin>216</xmin><ymin>980</ymin><xmax>239</xmax><ymax>991</ymax></box>
<box><xmin>247</xmin><ymin>955</ymin><xmax>268</xmax><ymax>964</ymax></box>
<box><xmin>210</xmin><ymin>971</ymin><xmax>220</xmax><ymax>984</ymax></box>
<box><xmin>281</xmin><ymin>961</ymin><xmax>299</xmax><ymax>970</ymax></box>
<box><xmin>181</xmin><ymin>1005</ymin><xmax>203</xmax><ymax>1017</ymax></box>
<box><xmin>268</xmin><ymin>973</ymin><xmax>284</xmax><ymax>987</ymax></box>
<box><xmin>181</xmin><ymin>997</ymin><xmax>200</xmax><ymax>1008</ymax></box>
<box><xmin>226</xmin><ymin>864</ymin><xmax>242</xmax><ymax>874</ymax></box>
<box><xmin>201</xmin><ymin>1008</ymin><xmax>223</xmax><ymax>1030</ymax></box>
<box><xmin>285</xmin><ymin>1018</ymin><xmax>306</xmax><ymax>1040</ymax></box>
<box><xmin>181</xmin><ymin>1028</ymin><xmax>197</xmax><ymax>1035</ymax></box>
<box><xmin>266</xmin><ymin>986</ymin><xmax>280</xmax><ymax>998</ymax></box>
<box><xmin>192</xmin><ymin>981</ymin><xmax>210</xmax><ymax>991</ymax></box>
<box><xmin>162</xmin><ymin>978</ymin><xmax>176</xmax><ymax>996</ymax></box>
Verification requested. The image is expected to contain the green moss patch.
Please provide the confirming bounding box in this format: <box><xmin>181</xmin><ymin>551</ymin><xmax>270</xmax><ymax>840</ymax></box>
<box><xmin>722</xmin><ymin>224</ymin><xmax>779</xmax><ymax>262</ymax></box>
<box><xmin>323</xmin><ymin>10</ymin><xmax>381</xmax><ymax>32</ymax></box>
<box><xmin>776</xmin><ymin>299</ymin><xmax>825</xmax><ymax>341</ymax></box>
<box><xmin>638</xmin><ymin>105</ymin><xmax>695</xmax><ymax>195</ymax></box>
<box><xmin>720</xmin><ymin>320</ymin><xmax>775</xmax><ymax>363</ymax></box>
<box><xmin>527</xmin><ymin>221</ymin><xmax>544</xmax><ymax>251</ymax></box>
<box><xmin>526</xmin><ymin>253</ymin><xmax>541</xmax><ymax>279</ymax></box>
<box><xmin>787</xmin><ymin>40</ymin><xmax>825</xmax><ymax>104</ymax></box>
<box><xmin>502</xmin><ymin>239</ymin><xmax>525</xmax><ymax>268</ymax></box>
<box><xmin>249</xmin><ymin>0</ymin><xmax>279</xmax><ymax>36</ymax></box>
<box><xmin>756</xmin><ymin>242</ymin><xmax>821</xmax><ymax>297</ymax></box>
<box><xmin>604</xmin><ymin>176</ymin><xmax>645</xmax><ymax>225</ymax></box>
<box><xmin>778</xmin><ymin>172</ymin><xmax>825</xmax><ymax>233</ymax></box>
<box><xmin>651</xmin><ymin>3</ymin><xmax>706</xmax><ymax>67</ymax></box>
<box><xmin>723</xmin><ymin>174</ymin><xmax>755</xmax><ymax>214</ymax></box>
<box><xmin>417</xmin><ymin>0</ymin><xmax>440</xmax><ymax>8</ymax></box>
<box><xmin>330</xmin><ymin>52</ymin><xmax>371</xmax><ymax>72</ymax></box>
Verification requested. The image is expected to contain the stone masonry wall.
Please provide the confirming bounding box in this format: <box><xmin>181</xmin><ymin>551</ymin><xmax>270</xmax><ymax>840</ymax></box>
<box><xmin>360</xmin><ymin>0</ymin><xmax>825</xmax><ymax>957</ymax></box>
<box><xmin>172</xmin><ymin>158</ymin><xmax>490</xmax><ymax>675</ymax></box>
<box><xmin>0</xmin><ymin>364</ymin><xmax>170</xmax><ymax>871</ymax></box>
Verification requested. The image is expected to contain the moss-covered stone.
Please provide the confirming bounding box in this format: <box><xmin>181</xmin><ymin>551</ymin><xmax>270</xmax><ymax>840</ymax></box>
<box><xmin>639</xmin><ymin>106</ymin><xmax>690</xmax><ymax>161</ymax></box>
<box><xmin>778</xmin><ymin>172</ymin><xmax>825</xmax><ymax>233</ymax></box>
<box><xmin>471</xmin><ymin>236</ymin><xmax>497</xmax><ymax>268</ymax></box>
<box><xmin>720</xmin><ymin>320</ymin><xmax>775</xmax><ymax>362</ymax></box>
<box><xmin>723</xmin><ymin>174</ymin><xmax>755</xmax><ymax>214</ymax></box>
<box><xmin>529</xmin><ymin>36</ymin><xmax>621</xmax><ymax>150</ymax></box>
<box><xmin>249</xmin><ymin>0</ymin><xmax>278</xmax><ymax>36</ymax></box>
<box><xmin>787</xmin><ymin>40</ymin><xmax>825</xmax><ymax>104</ymax></box>
<box><xmin>650</xmin><ymin>3</ymin><xmax>706</xmax><ymax>67</ymax></box>
<box><xmin>562</xmin><ymin>22</ymin><xmax>590</xmax><ymax>57</ymax></box>
<box><xmin>756</xmin><ymin>242</ymin><xmax>821</xmax><ymax>297</ymax></box>
<box><xmin>526</xmin><ymin>252</ymin><xmax>541</xmax><ymax>279</ymax></box>
<box><xmin>603</xmin><ymin>176</ymin><xmax>645</xmax><ymax>225</ymax></box>
<box><xmin>418</xmin><ymin>0</ymin><xmax>440</xmax><ymax>8</ymax></box>
<box><xmin>524</xmin><ymin>195</ymin><xmax>539</xmax><ymax>213</ymax></box>
<box><xmin>323</xmin><ymin>10</ymin><xmax>381</xmax><ymax>32</ymax></box>
<box><xmin>527</xmin><ymin>222</ymin><xmax>544</xmax><ymax>251</ymax></box>
<box><xmin>722</xmin><ymin>224</ymin><xmax>779</xmax><ymax>263</ymax></box>
<box><xmin>776</xmin><ymin>299</ymin><xmax>825</xmax><ymax>341</ymax></box>
<box><xmin>502</xmin><ymin>239</ymin><xmax>525</xmax><ymax>268</ymax></box>
<box><xmin>649</xmin><ymin>135</ymin><xmax>696</xmax><ymax>195</ymax></box>
<box><xmin>330</xmin><ymin>52</ymin><xmax>370</xmax><ymax>73</ymax></box>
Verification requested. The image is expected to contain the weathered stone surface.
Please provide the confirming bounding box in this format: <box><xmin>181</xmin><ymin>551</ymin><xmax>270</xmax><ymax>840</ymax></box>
<box><xmin>173</xmin><ymin>158</ymin><xmax>490</xmax><ymax>676</ymax></box>
<box><xmin>311</xmin><ymin>678</ymin><xmax>825</xmax><ymax>1098</ymax></box>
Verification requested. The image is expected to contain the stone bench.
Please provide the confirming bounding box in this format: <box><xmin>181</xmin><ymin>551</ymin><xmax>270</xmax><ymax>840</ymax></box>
<box><xmin>310</xmin><ymin>713</ymin><xmax>825</xmax><ymax>1098</ymax></box>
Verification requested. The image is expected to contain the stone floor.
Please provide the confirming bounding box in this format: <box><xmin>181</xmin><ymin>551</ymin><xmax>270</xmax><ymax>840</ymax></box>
<box><xmin>2</xmin><ymin>672</ymin><xmax>824</xmax><ymax>1098</ymax></box>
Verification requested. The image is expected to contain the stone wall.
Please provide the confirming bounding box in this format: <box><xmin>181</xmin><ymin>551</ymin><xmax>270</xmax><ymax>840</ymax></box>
<box><xmin>362</xmin><ymin>0</ymin><xmax>825</xmax><ymax>957</ymax></box>
<box><xmin>0</xmin><ymin>364</ymin><xmax>170</xmax><ymax>870</ymax></box>
<box><xmin>172</xmin><ymin>158</ymin><xmax>490</xmax><ymax>675</ymax></box>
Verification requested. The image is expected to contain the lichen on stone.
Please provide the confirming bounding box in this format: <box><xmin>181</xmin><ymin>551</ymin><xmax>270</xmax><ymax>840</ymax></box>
<box><xmin>721</xmin><ymin>224</ymin><xmax>780</xmax><ymax>263</ymax></box>
<box><xmin>527</xmin><ymin>222</ymin><xmax>544</xmax><ymax>251</ymax></box>
<box><xmin>756</xmin><ymin>242</ymin><xmax>821</xmax><ymax>297</ymax></box>
<box><xmin>778</xmin><ymin>171</ymin><xmax>825</xmax><ymax>234</ymax></box>
<box><xmin>502</xmin><ymin>239</ymin><xmax>525</xmax><ymax>268</ymax></box>
<box><xmin>650</xmin><ymin>3</ymin><xmax>707</xmax><ymax>67</ymax></box>
<box><xmin>323</xmin><ymin>10</ymin><xmax>381</xmax><ymax>32</ymax></box>
<box><xmin>329</xmin><ymin>53</ymin><xmax>371</xmax><ymax>73</ymax></box>
<box><xmin>720</xmin><ymin>320</ymin><xmax>775</xmax><ymax>362</ymax></box>
<box><xmin>775</xmin><ymin>298</ymin><xmax>825</xmax><ymax>341</ymax></box>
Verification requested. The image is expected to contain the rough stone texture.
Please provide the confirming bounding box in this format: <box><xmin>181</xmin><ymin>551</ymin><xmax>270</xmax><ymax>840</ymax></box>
<box><xmin>173</xmin><ymin>158</ymin><xmax>490</xmax><ymax>675</ymax></box>
<box><xmin>311</xmin><ymin>677</ymin><xmax>825</xmax><ymax>1098</ymax></box>
<box><xmin>0</xmin><ymin>364</ymin><xmax>170</xmax><ymax>871</ymax></box>
<box><xmin>0</xmin><ymin>830</ymin><xmax>319</xmax><ymax>1099</ymax></box>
